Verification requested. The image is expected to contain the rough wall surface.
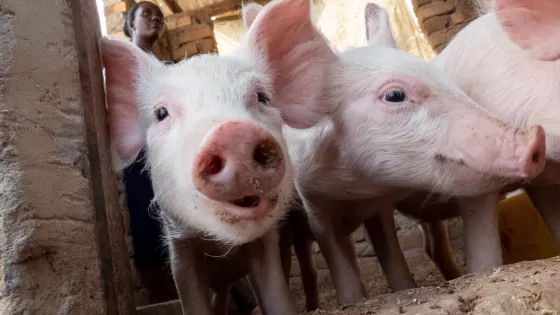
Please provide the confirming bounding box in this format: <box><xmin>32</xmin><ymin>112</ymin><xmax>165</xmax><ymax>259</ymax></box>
<box><xmin>412</xmin><ymin>0</ymin><xmax>479</xmax><ymax>53</ymax></box>
<box><xmin>0</xmin><ymin>0</ymin><xmax>105</xmax><ymax>313</ymax></box>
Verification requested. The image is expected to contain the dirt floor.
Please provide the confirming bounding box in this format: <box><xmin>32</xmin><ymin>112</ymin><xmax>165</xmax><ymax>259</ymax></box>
<box><xmin>292</xmin><ymin>256</ymin><xmax>560</xmax><ymax>315</ymax></box>
<box><xmin>288</xmin><ymin>249</ymin><xmax>465</xmax><ymax>313</ymax></box>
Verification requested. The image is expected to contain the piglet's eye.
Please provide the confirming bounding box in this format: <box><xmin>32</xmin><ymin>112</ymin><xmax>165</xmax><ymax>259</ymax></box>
<box><xmin>384</xmin><ymin>89</ymin><xmax>406</xmax><ymax>103</ymax></box>
<box><xmin>257</xmin><ymin>92</ymin><xmax>270</xmax><ymax>105</ymax></box>
<box><xmin>155</xmin><ymin>107</ymin><xmax>169</xmax><ymax>121</ymax></box>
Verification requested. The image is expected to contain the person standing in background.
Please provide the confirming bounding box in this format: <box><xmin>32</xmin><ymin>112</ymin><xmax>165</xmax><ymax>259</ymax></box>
<box><xmin>121</xmin><ymin>3</ymin><xmax>259</xmax><ymax>313</ymax></box>
<box><xmin>121</xmin><ymin>1</ymin><xmax>176</xmax><ymax>305</ymax></box>
<box><xmin>123</xmin><ymin>1</ymin><xmax>165</xmax><ymax>52</ymax></box>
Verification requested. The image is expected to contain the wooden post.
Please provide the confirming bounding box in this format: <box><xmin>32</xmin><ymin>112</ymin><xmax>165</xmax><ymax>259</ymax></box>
<box><xmin>70</xmin><ymin>0</ymin><xmax>136</xmax><ymax>314</ymax></box>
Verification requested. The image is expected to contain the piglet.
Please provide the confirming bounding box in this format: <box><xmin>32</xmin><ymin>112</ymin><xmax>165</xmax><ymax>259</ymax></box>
<box><xmin>276</xmin><ymin>2</ymin><xmax>545</xmax><ymax>306</ymax></box>
<box><xmin>426</xmin><ymin>0</ymin><xmax>560</xmax><ymax>274</ymax></box>
<box><xmin>100</xmin><ymin>0</ymin><xmax>338</xmax><ymax>313</ymax></box>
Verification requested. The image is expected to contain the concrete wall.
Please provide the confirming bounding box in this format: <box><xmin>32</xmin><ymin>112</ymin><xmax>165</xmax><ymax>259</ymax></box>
<box><xmin>0</xmin><ymin>0</ymin><xmax>134</xmax><ymax>313</ymax></box>
<box><xmin>0</xmin><ymin>0</ymin><xmax>105</xmax><ymax>313</ymax></box>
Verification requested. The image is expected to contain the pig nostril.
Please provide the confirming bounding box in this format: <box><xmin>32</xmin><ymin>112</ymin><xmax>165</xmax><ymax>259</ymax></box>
<box><xmin>253</xmin><ymin>140</ymin><xmax>281</xmax><ymax>169</ymax></box>
<box><xmin>202</xmin><ymin>154</ymin><xmax>223</xmax><ymax>176</ymax></box>
<box><xmin>532</xmin><ymin>152</ymin><xmax>540</xmax><ymax>163</ymax></box>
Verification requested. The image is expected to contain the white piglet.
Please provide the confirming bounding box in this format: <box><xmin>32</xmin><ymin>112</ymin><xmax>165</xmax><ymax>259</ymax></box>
<box><xmin>427</xmin><ymin>0</ymin><xmax>560</xmax><ymax>274</ymax></box>
<box><xmin>277</xmin><ymin>2</ymin><xmax>545</xmax><ymax>306</ymax></box>
<box><xmin>100</xmin><ymin>0</ymin><xmax>337</xmax><ymax>313</ymax></box>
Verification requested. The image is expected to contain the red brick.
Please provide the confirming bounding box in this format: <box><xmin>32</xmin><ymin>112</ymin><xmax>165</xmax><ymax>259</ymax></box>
<box><xmin>416</xmin><ymin>1</ymin><xmax>455</xmax><ymax>25</ymax></box>
<box><xmin>412</xmin><ymin>0</ymin><xmax>431</xmax><ymax>10</ymax></box>
<box><xmin>450</xmin><ymin>11</ymin><xmax>466</xmax><ymax>24</ymax></box>
<box><xmin>169</xmin><ymin>24</ymin><xmax>214</xmax><ymax>50</ymax></box>
<box><xmin>428</xmin><ymin>23</ymin><xmax>465</xmax><ymax>50</ymax></box>
<box><xmin>165</xmin><ymin>12</ymin><xmax>192</xmax><ymax>30</ymax></box>
<box><xmin>422</xmin><ymin>15</ymin><xmax>450</xmax><ymax>35</ymax></box>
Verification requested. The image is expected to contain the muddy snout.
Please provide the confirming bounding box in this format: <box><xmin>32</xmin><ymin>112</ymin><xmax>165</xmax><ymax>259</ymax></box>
<box><xmin>193</xmin><ymin>120</ymin><xmax>286</xmax><ymax>202</ymax></box>
<box><xmin>519</xmin><ymin>125</ymin><xmax>546</xmax><ymax>179</ymax></box>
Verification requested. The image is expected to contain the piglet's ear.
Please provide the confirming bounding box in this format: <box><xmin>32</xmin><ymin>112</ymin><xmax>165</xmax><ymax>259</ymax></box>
<box><xmin>242</xmin><ymin>0</ymin><xmax>338</xmax><ymax>129</ymax></box>
<box><xmin>495</xmin><ymin>0</ymin><xmax>560</xmax><ymax>61</ymax></box>
<box><xmin>100</xmin><ymin>37</ymin><xmax>158</xmax><ymax>168</ymax></box>
<box><xmin>365</xmin><ymin>3</ymin><xmax>398</xmax><ymax>49</ymax></box>
<box><xmin>242</xmin><ymin>3</ymin><xmax>264</xmax><ymax>29</ymax></box>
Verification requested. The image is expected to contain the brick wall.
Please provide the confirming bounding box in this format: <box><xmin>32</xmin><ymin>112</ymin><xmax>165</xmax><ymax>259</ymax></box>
<box><xmin>412</xmin><ymin>0</ymin><xmax>479</xmax><ymax>53</ymax></box>
<box><xmin>101</xmin><ymin>0</ymin><xmax>218</xmax><ymax>62</ymax></box>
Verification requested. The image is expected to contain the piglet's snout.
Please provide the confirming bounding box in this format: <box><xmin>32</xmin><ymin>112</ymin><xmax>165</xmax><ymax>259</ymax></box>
<box><xmin>193</xmin><ymin>120</ymin><xmax>285</xmax><ymax>202</ymax></box>
<box><xmin>519</xmin><ymin>125</ymin><xmax>546</xmax><ymax>179</ymax></box>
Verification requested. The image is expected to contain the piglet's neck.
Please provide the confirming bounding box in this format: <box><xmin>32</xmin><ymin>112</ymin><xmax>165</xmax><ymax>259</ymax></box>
<box><xmin>298</xmin><ymin>120</ymin><xmax>398</xmax><ymax>200</ymax></box>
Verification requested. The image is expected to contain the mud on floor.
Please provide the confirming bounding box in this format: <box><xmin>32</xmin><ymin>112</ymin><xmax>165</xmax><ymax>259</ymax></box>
<box><xmin>292</xmin><ymin>256</ymin><xmax>560</xmax><ymax>315</ymax></box>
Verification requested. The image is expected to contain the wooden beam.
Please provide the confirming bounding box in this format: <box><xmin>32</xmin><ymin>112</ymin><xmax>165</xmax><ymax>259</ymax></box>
<box><xmin>154</xmin><ymin>1</ymin><xmax>174</xmax><ymax>16</ymax></box>
<box><xmin>212</xmin><ymin>9</ymin><xmax>241</xmax><ymax>20</ymax></box>
<box><xmin>161</xmin><ymin>0</ymin><xmax>183</xmax><ymax>13</ymax></box>
<box><xmin>69</xmin><ymin>0</ymin><xmax>136</xmax><ymax>314</ymax></box>
<box><xmin>213</xmin><ymin>14</ymin><xmax>242</xmax><ymax>23</ymax></box>
<box><xmin>204</xmin><ymin>0</ymin><xmax>269</xmax><ymax>17</ymax></box>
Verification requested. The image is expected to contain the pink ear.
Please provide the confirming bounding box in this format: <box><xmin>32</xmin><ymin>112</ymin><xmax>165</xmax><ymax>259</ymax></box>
<box><xmin>242</xmin><ymin>3</ymin><xmax>264</xmax><ymax>29</ymax></box>
<box><xmin>100</xmin><ymin>37</ymin><xmax>157</xmax><ymax>166</ymax></box>
<box><xmin>244</xmin><ymin>0</ymin><xmax>337</xmax><ymax>129</ymax></box>
<box><xmin>495</xmin><ymin>0</ymin><xmax>560</xmax><ymax>61</ymax></box>
<box><xmin>365</xmin><ymin>3</ymin><xmax>398</xmax><ymax>49</ymax></box>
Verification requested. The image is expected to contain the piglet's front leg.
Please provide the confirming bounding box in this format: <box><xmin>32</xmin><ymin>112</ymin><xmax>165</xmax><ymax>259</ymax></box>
<box><xmin>168</xmin><ymin>236</ymin><xmax>213</xmax><ymax>315</ymax></box>
<box><xmin>459</xmin><ymin>192</ymin><xmax>502</xmax><ymax>273</ymax></box>
<box><xmin>245</xmin><ymin>230</ymin><xmax>297</xmax><ymax>315</ymax></box>
<box><xmin>364</xmin><ymin>208</ymin><xmax>417</xmax><ymax>291</ymax></box>
<box><xmin>308</xmin><ymin>216</ymin><xmax>366</xmax><ymax>304</ymax></box>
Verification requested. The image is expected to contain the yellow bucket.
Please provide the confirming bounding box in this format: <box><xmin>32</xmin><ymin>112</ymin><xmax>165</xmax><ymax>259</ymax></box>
<box><xmin>499</xmin><ymin>191</ymin><xmax>560</xmax><ymax>265</ymax></box>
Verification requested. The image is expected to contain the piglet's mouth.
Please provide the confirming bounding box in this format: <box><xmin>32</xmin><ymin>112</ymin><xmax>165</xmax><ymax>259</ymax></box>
<box><xmin>229</xmin><ymin>195</ymin><xmax>261</xmax><ymax>208</ymax></box>
<box><xmin>219</xmin><ymin>194</ymin><xmax>279</xmax><ymax>220</ymax></box>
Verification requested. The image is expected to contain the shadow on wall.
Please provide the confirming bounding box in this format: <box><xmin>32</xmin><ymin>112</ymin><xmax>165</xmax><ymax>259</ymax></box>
<box><xmin>213</xmin><ymin>0</ymin><xmax>435</xmax><ymax>60</ymax></box>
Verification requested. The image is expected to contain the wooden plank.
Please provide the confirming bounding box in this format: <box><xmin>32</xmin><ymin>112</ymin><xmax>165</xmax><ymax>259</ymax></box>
<box><xmin>203</xmin><ymin>0</ymin><xmax>269</xmax><ymax>17</ymax></box>
<box><xmin>165</xmin><ymin>12</ymin><xmax>192</xmax><ymax>30</ymax></box>
<box><xmin>104</xmin><ymin>2</ymin><xmax>127</xmax><ymax>16</ymax></box>
<box><xmin>213</xmin><ymin>14</ymin><xmax>241</xmax><ymax>23</ymax></box>
<box><xmin>159</xmin><ymin>4</ymin><xmax>175</xmax><ymax>16</ymax></box>
<box><xmin>212</xmin><ymin>9</ymin><xmax>241</xmax><ymax>20</ymax></box>
<box><xmin>169</xmin><ymin>24</ymin><xmax>214</xmax><ymax>50</ymax></box>
<box><xmin>69</xmin><ymin>0</ymin><xmax>137</xmax><ymax>314</ymax></box>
